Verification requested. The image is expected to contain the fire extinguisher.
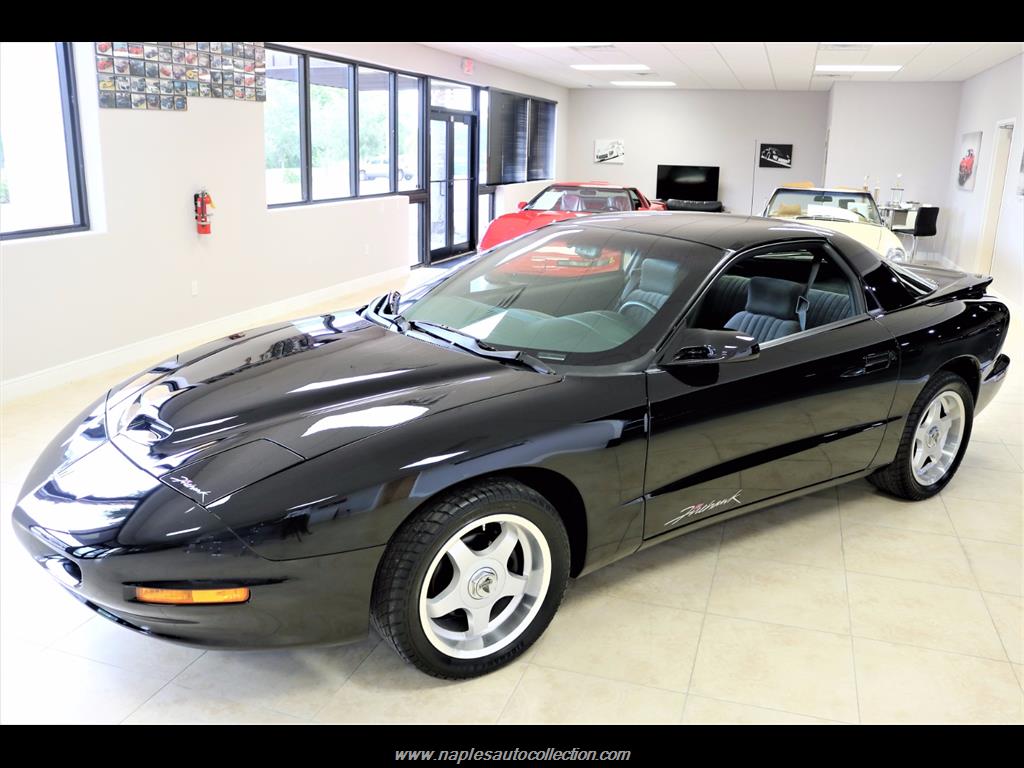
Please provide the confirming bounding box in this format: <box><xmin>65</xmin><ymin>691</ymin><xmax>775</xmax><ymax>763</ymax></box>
<box><xmin>194</xmin><ymin>190</ymin><xmax>214</xmax><ymax>235</ymax></box>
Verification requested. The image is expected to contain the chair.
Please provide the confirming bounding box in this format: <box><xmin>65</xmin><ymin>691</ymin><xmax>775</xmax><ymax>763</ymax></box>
<box><xmin>724</xmin><ymin>277</ymin><xmax>804</xmax><ymax>343</ymax></box>
<box><xmin>615</xmin><ymin>258</ymin><xmax>682</xmax><ymax>325</ymax></box>
<box><xmin>893</xmin><ymin>206</ymin><xmax>939</xmax><ymax>261</ymax></box>
<box><xmin>558</xmin><ymin>194</ymin><xmax>581</xmax><ymax>212</ymax></box>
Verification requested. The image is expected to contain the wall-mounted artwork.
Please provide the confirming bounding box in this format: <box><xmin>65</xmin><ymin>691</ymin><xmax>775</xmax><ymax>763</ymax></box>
<box><xmin>759</xmin><ymin>143</ymin><xmax>793</xmax><ymax>169</ymax></box>
<box><xmin>594</xmin><ymin>139</ymin><xmax>624</xmax><ymax>164</ymax></box>
<box><xmin>95</xmin><ymin>42</ymin><xmax>266</xmax><ymax>110</ymax></box>
<box><xmin>957</xmin><ymin>131</ymin><xmax>982</xmax><ymax>191</ymax></box>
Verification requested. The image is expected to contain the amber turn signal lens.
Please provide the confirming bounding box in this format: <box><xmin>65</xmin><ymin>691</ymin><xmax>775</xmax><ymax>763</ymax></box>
<box><xmin>135</xmin><ymin>586</ymin><xmax>250</xmax><ymax>604</ymax></box>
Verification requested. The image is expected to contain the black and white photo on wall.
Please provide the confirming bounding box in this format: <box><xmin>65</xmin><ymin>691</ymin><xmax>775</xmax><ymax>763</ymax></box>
<box><xmin>759</xmin><ymin>143</ymin><xmax>793</xmax><ymax>169</ymax></box>
<box><xmin>594</xmin><ymin>139</ymin><xmax>625</xmax><ymax>164</ymax></box>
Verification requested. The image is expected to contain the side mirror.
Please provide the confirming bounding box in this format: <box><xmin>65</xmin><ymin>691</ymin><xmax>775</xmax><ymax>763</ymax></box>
<box><xmin>517</xmin><ymin>201</ymin><xmax>528</xmax><ymax>210</ymax></box>
<box><xmin>665</xmin><ymin>329</ymin><xmax>759</xmax><ymax>365</ymax></box>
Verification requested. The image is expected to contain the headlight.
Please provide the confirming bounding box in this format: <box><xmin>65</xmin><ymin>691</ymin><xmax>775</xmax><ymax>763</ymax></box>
<box><xmin>886</xmin><ymin>247</ymin><xmax>907</xmax><ymax>263</ymax></box>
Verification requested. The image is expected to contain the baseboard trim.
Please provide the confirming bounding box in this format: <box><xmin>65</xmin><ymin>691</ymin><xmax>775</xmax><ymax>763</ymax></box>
<box><xmin>1</xmin><ymin>266</ymin><xmax>409</xmax><ymax>405</ymax></box>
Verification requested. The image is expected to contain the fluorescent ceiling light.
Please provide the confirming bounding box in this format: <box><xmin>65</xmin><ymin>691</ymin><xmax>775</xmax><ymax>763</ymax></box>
<box><xmin>571</xmin><ymin>64</ymin><xmax>650</xmax><ymax>71</ymax></box>
<box><xmin>815</xmin><ymin>64</ymin><xmax>902</xmax><ymax>73</ymax></box>
<box><xmin>516</xmin><ymin>42</ymin><xmax>612</xmax><ymax>48</ymax></box>
<box><xmin>610</xmin><ymin>80</ymin><xmax>676</xmax><ymax>87</ymax></box>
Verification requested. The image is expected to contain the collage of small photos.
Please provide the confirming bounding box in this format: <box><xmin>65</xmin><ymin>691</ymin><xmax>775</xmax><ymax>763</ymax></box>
<box><xmin>95</xmin><ymin>42</ymin><xmax>267</xmax><ymax>111</ymax></box>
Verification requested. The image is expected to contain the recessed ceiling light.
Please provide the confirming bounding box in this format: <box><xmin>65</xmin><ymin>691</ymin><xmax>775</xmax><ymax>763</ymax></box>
<box><xmin>815</xmin><ymin>64</ymin><xmax>903</xmax><ymax>73</ymax></box>
<box><xmin>571</xmin><ymin>64</ymin><xmax>650</xmax><ymax>71</ymax></box>
<box><xmin>516</xmin><ymin>42</ymin><xmax>612</xmax><ymax>48</ymax></box>
<box><xmin>610</xmin><ymin>80</ymin><xmax>676</xmax><ymax>87</ymax></box>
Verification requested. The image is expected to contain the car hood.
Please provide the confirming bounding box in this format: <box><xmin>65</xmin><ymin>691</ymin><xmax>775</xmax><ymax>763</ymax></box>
<box><xmin>106</xmin><ymin>310</ymin><xmax>559</xmax><ymax>478</ymax></box>
<box><xmin>480</xmin><ymin>210</ymin><xmax>586</xmax><ymax>248</ymax></box>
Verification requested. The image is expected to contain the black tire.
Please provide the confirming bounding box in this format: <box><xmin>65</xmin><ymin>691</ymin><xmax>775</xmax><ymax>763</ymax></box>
<box><xmin>370</xmin><ymin>477</ymin><xmax>570</xmax><ymax>679</ymax></box>
<box><xmin>869</xmin><ymin>371</ymin><xmax>974</xmax><ymax>500</ymax></box>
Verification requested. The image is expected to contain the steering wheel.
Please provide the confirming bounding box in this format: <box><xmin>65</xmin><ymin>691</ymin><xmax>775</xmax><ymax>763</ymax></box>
<box><xmin>618</xmin><ymin>300</ymin><xmax>659</xmax><ymax>322</ymax></box>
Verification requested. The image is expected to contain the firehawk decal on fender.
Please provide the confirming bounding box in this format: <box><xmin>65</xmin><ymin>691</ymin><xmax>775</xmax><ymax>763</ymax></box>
<box><xmin>664</xmin><ymin>491</ymin><xmax>742</xmax><ymax>528</ymax></box>
<box><xmin>167</xmin><ymin>475</ymin><xmax>211</xmax><ymax>501</ymax></box>
<box><xmin>10</xmin><ymin>213</ymin><xmax>1011</xmax><ymax>679</ymax></box>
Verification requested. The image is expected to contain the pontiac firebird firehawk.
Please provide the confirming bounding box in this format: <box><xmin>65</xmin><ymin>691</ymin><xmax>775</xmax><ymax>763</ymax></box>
<box><xmin>13</xmin><ymin>214</ymin><xmax>1011</xmax><ymax>679</ymax></box>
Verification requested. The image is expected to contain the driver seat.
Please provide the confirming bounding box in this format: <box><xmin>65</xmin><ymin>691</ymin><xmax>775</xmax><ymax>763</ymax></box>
<box><xmin>616</xmin><ymin>258</ymin><xmax>682</xmax><ymax>325</ymax></box>
<box><xmin>724</xmin><ymin>276</ymin><xmax>803</xmax><ymax>343</ymax></box>
<box><xmin>558</xmin><ymin>194</ymin><xmax>581</xmax><ymax>212</ymax></box>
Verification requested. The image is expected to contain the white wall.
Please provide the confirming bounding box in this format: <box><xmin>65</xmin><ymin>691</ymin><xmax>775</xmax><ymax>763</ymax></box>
<box><xmin>566</xmin><ymin>89</ymin><xmax>828</xmax><ymax>214</ymax></box>
<box><xmin>943</xmin><ymin>54</ymin><xmax>1023</xmax><ymax>306</ymax></box>
<box><xmin>825</xmin><ymin>81</ymin><xmax>961</xmax><ymax>254</ymax></box>
<box><xmin>0</xmin><ymin>43</ymin><xmax>568</xmax><ymax>383</ymax></box>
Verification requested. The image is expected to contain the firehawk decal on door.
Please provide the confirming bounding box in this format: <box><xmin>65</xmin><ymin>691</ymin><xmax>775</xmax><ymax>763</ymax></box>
<box><xmin>664</xmin><ymin>491</ymin><xmax>742</xmax><ymax>528</ymax></box>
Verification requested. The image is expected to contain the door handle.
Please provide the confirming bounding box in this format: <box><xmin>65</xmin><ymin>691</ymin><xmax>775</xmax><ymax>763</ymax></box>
<box><xmin>842</xmin><ymin>351</ymin><xmax>894</xmax><ymax>378</ymax></box>
<box><xmin>864</xmin><ymin>351</ymin><xmax>894</xmax><ymax>371</ymax></box>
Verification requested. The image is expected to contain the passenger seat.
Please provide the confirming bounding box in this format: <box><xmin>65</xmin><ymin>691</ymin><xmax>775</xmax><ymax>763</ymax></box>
<box><xmin>724</xmin><ymin>276</ymin><xmax>803</xmax><ymax>342</ymax></box>
<box><xmin>705</xmin><ymin>275</ymin><xmax>854</xmax><ymax>331</ymax></box>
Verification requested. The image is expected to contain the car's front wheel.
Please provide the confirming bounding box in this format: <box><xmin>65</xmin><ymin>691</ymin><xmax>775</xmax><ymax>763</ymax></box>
<box><xmin>869</xmin><ymin>370</ymin><xmax>974</xmax><ymax>500</ymax></box>
<box><xmin>371</xmin><ymin>478</ymin><xmax>570</xmax><ymax>678</ymax></box>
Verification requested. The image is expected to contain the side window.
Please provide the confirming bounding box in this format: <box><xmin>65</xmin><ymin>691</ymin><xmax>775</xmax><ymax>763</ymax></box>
<box><xmin>1</xmin><ymin>42</ymin><xmax>88</xmax><ymax>239</ymax></box>
<box><xmin>688</xmin><ymin>246</ymin><xmax>859</xmax><ymax>345</ymax></box>
<box><xmin>627</xmin><ymin>189</ymin><xmax>642</xmax><ymax>209</ymax></box>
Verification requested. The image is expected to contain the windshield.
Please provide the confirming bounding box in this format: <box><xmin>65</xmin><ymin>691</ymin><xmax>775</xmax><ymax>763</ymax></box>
<box><xmin>528</xmin><ymin>186</ymin><xmax>632</xmax><ymax>213</ymax></box>
<box><xmin>766</xmin><ymin>189</ymin><xmax>882</xmax><ymax>226</ymax></box>
<box><xmin>403</xmin><ymin>225</ymin><xmax>717</xmax><ymax>365</ymax></box>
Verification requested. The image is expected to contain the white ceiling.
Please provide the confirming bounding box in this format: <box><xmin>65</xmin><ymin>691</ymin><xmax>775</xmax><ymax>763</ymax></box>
<box><xmin>424</xmin><ymin>42</ymin><xmax>1024</xmax><ymax>90</ymax></box>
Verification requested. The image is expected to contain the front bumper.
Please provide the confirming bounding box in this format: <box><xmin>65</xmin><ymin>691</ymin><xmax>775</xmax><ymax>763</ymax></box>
<box><xmin>11</xmin><ymin>426</ymin><xmax>385</xmax><ymax>649</ymax></box>
<box><xmin>12</xmin><ymin>507</ymin><xmax>384</xmax><ymax>648</ymax></box>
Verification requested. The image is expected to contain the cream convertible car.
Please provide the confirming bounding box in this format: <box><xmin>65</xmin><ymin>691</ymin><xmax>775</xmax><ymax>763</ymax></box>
<box><xmin>763</xmin><ymin>186</ymin><xmax>907</xmax><ymax>262</ymax></box>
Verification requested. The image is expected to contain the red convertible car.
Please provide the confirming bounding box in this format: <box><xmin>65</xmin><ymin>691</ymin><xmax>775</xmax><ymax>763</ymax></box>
<box><xmin>479</xmin><ymin>182</ymin><xmax>665</xmax><ymax>251</ymax></box>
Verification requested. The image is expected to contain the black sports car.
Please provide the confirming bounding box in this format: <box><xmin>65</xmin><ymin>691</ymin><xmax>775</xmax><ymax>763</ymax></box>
<box><xmin>12</xmin><ymin>213</ymin><xmax>1011</xmax><ymax>679</ymax></box>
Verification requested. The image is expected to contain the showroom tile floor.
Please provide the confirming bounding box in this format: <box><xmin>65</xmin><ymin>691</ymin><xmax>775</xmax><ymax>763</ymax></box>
<box><xmin>1</xmin><ymin>271</ymin><xmax>1021</xmax><ymax>725</ymax></box>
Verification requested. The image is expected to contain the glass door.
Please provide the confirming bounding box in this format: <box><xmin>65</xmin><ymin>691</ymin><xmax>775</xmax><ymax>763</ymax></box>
<box><xmin>428</xmin><ymin>110</ymin><xmax>475</xmax><ymax>263</ymax></box>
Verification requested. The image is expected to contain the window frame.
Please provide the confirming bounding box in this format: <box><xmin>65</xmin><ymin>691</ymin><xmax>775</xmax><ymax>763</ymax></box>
<box><xmin>0</xmin><ymin>42</ymin><xmax>89</xmax><ymax>241</ymax></box>
<box><xmin>484</xmin><ymin>87</ymin><xmax>557</xmax><ymax>186</ymax></box>
<box><xmin>661</xmin><ymin>239</ymin><xmax>869</xmax><ymax>362</ymax></box>
<box><xmin>265</xmin><ymin>44</ymin><xmax>442</xmax><ymax>210</ymax></box>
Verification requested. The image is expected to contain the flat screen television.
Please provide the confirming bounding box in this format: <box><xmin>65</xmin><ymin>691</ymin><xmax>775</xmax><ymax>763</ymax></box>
<box><xmin>656</xmin><ymin>164</ymin><xmax>720</xmax><ymax>202</ymax></box>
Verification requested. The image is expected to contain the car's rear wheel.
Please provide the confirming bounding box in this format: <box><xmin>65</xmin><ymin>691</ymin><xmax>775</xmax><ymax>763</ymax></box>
<box><xmin>869</xmin><ymin>371</ymin><xmax>974</xmax><ymax>500</ymax></box>
<box><xmin>370</xmin><ymin>478</ymin><xmax>570</xmax><ymax>678</ymax></box>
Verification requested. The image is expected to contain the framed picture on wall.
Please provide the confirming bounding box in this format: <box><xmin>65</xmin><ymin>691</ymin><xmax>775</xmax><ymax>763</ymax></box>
<box><xmin>957</xmin><ymin>131</ymin><xmax>982</xmax><ymax>191</ymax></box>
<box><xmin>759</xmin><ymin>143</ymin><xmax>793</xmax><ymax>169</ymax></box>
<box><xmin>594</xmin><ymin>139</ymin><xmax>624</xmax><ymax>164</ymax></box>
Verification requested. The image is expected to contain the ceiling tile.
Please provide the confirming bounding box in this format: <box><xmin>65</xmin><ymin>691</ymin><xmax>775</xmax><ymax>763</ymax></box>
<box><xmin>860</xmin><ymin>44</ymin><xmax>928</xmax><ymax>66</ymax></box>
<box><xmin>663</xmin><ymin>43</ymin><xmax>742</xmax><ymax>88</ymax></box>
<box><xmin>766</xmin><ymin>43</ymin><xmax>818</xmax><ymax>90</ymax></box>
<box><xmin>891</xmin><ymin>43</ymin><xmax>982</xmax><ymax>80</ymax></box>
<box><xmin>712</xmin><ymin>42</ymin><xmax>775</xmax><ymax>89</ymax></box>
<box><xmin>933</xmin><ymin>42</ymin><xmax>1023</xmax><ymax>80</ymax></box>
<box><xmin>814</xmin><ymin>47</ymin><xmax>869</xmax><ymax>67</ymax></box>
